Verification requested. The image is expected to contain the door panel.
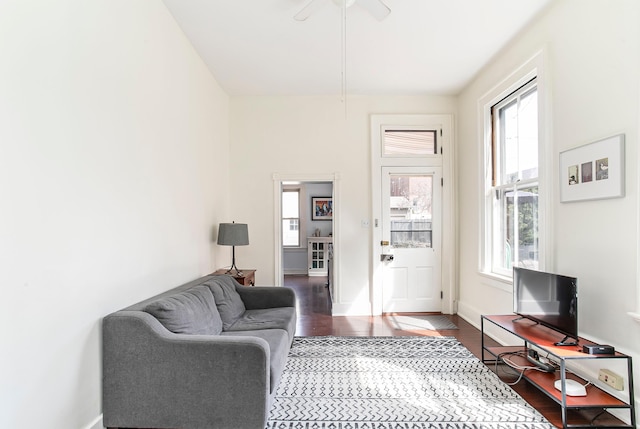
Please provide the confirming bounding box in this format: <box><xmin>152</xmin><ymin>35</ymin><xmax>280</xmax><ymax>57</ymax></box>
<box><xmin>415</xmin><ymin>266</ymin><xmax>433</xmax><ymax>299</ymax></box>
<box><xmin>381</xmin><ymin>167</ymin><xmax>441</xmax><ymax>313</ymax></box>
<box><xmin>388</xmin><ymin>268</ymin><xmax>408</xmax><ymax>300</ymax></box>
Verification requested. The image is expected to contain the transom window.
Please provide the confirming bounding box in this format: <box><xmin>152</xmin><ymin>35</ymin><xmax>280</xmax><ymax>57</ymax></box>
<box><xmin>383</xmin><ymin>130</ymin><xmax>437</xmax><ymax>156</ymax></box>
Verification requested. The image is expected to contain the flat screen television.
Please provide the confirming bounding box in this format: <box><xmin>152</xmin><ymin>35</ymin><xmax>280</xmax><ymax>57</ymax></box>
<box><xmin>513</xmin><ymin>267</ymin><xmax>578</xmax><ymax>346</ymax></box>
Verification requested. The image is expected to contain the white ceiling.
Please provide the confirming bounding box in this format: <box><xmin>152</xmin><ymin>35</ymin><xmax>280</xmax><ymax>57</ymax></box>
<box><xmin>161</xmin><ymin>0</ymin><xmax>552</xmax><ymax>96</ymax></box>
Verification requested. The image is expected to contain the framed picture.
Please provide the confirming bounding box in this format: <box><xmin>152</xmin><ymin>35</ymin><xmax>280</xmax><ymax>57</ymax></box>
<box><xmin>311</xmin><ymin>197</ymin><xmax>333</xmax><ymax>221</ymax></box>
<box><xmin>559</xmin><ymin>134</ymin><xmax>624</xmax><ymax>202</ymax></box>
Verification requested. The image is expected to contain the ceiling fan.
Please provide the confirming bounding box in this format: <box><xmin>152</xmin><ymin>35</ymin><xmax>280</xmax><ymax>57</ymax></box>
<box><xmin>294</xmin><ymin>0</ymin><xmax>391</xmax><ymax>21</ymax></box>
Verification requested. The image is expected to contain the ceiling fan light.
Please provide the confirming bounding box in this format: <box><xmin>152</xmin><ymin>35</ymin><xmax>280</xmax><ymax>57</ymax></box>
<box><xmin>332</xmin><ymin>0</ymin><xmax>356</xmax><ymax>8</ymax></box>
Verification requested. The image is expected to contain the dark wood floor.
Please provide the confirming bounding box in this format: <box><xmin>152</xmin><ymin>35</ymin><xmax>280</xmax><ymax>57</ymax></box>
<box><xmin>285</xmin><ymin>275</ymin><xmax>626</xmax><ymax>429</ymax></box>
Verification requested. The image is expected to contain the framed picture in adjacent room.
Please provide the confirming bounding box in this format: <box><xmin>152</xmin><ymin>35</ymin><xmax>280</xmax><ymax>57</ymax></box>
<box><xmin>559</xmin><ymin>134</ymin><xmax>624</xmax><ymax>202</ymax></box>
<box><xmin>311</xmin><ymin>197</ymin><xmax>333</xmax><ymax>220</ymax></box>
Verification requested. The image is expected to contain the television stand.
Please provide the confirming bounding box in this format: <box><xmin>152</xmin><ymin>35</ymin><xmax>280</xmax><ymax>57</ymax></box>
<box><xmin>481</xmin><ymin>315</ymin><xmax>635</xmax><ymax>429</ymax></box>
<box><xmin>554</xmin><ymin>335</ymin><xmax>579</xmax><ymax>347</ymax></box>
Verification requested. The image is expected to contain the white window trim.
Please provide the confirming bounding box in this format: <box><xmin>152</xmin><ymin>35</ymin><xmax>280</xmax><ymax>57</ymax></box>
<box><xmin>632</xmin><ymin>82</ymin><xmax>640</xmax><ymax>324</ymax></box>
<box><xmin>478</xmin><ymin>50</ymin><xmax>552</xmax><ymax>291</ymax></box>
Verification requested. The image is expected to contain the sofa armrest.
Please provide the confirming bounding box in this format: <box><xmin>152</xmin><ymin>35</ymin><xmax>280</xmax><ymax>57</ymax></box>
<box><xmin>236</xmin><ymin>285</ymin><xmax>297</xmax><ymax>310</ymax></box>
<box><xmin>103</xmin><ymin>311</ymin><xmax>270</xmax><ymax>429</ymax></box>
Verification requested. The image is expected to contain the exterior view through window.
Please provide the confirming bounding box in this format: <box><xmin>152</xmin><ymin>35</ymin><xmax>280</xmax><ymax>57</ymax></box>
<box><xmin>282</xmin><ymin>189</ymin><xmax>300</xmax><ymax>247</ymax></box>
<box><xmin>389</xmin><ymin>175</ymin><xmax>433</xmax><ymax>248</ymax></box>
<box><xmin>490</xmin><ymin>78</ymin><xmax>539</xmax><ymax>275</ymax></box>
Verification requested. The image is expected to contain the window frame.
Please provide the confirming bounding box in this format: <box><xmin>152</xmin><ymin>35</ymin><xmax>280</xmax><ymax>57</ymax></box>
<box><xmin>381</xmin><ymin>125</ymin><xmax>441</xmax><ymax>159</ymax></box>
<box><xmin>479</xmin><ymin>52</ymin><xmax>549</xmax><ymax>285</ymax></box>
<box><xmin>490</xmin><ymin>79</ymin><xmax>539</xmax><ymax>277</ymax></box>
<box><xmin>383</xmin><ymin>129</ymin><xmax>438</xmax><ymax>157</ymax></box>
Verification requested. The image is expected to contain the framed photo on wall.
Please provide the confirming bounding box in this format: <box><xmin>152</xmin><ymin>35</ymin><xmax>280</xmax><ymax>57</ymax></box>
<box><xmin>559</xmin><ymin>134</ymin><xmax>625</xmax><ymax>202</ymax></box>
<box><xmin>311</xmin><ymin>197</ymin><xmax>333</xmax><ymax>221</ymax></box>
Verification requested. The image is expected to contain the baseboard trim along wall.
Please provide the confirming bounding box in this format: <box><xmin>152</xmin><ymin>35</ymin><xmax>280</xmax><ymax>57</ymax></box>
<box><xmin>81</xmin><ymin>414</ymin><xmax>102</xmax><ymax>429</ymax></box>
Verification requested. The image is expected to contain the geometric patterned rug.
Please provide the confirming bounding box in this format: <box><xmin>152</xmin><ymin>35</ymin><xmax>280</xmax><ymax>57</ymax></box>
<box><xmin>266</xmin><ymin>336</ymin><xmax>555</xmax><ymax>429</ymax></box>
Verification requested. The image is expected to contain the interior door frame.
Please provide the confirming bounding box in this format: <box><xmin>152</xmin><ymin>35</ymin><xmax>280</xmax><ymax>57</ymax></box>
<box><xmin>273</xmin><ymin>172</ymin><xmax>340</xmax><ymax>295</ymax></box>
<box><xmin>370</xmin><ymin>114</ymin><xmax>456</xmax><ymax>315</ymax></box>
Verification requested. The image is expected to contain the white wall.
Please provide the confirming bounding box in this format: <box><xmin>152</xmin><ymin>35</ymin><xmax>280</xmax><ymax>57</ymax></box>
<box><xmin>305</xmin><ymin>182</ymin><xmax>334</xmax><ymax>238</ymax></box>
<box><xmin>230</xmin><ymin>95</ymin><xmax>456</xmax><ymax>314</ymax></box>
<box><xmin>0</xmin><ymin>1</ymin><xmax>230</xmax><ymax>428</ymax></box>
<box><xmin>457</xmin><ymin>0</ymin><xmax>640</xmax><ymax>415</ymax></box>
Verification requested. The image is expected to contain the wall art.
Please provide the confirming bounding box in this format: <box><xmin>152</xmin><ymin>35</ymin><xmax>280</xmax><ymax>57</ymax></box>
<box><xmin>311</xmin><ymin>197</ymin><xmax>333</xmax><ymax>220</ymax></box>
<box><xmin>559</xmin><ymin>134</ymin><xmax>624</xmax><ymax>202</ymax></box>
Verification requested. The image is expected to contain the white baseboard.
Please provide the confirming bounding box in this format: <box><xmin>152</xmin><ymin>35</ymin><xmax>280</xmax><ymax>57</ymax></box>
<box><xmin>456</xmin><ymin>300</ymin><xmax>482</xmax><ymax>330</ymax></box>
<box><xmin>81</xmin><ymin>414</ymin><xmax>102</xmax><ymax>429</ymax></box>
<box><xmin>331</xmin><ymin>301</ymin><xmax>371</xmax><ymax>316</ymax></box>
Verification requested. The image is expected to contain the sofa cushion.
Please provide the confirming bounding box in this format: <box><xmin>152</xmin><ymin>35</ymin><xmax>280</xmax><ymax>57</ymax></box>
<box><xmin>225</xmin><ymin>307</ymin><xmax>296</xmax><ymax>343</ymax></box>
<box><xmin>205</xmin><ymin>276</ymin><xmax>246</xmax><ymax>329</ymax></box>
<box><xmin>221</xmin><ymin>329</ymin><xmax>290</xmax><ymax>394</ymax></box>
<box><xmin>143</xmin><ymin>285</ymin><xmax>223</xmax><ymax>335</ymax></box>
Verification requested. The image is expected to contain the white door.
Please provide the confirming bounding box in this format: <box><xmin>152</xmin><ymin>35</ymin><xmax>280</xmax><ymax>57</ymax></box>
<box><xmin>381</xmin><ymin>167</ymin><xmax>441</xmax><ymax>313</ymax></box>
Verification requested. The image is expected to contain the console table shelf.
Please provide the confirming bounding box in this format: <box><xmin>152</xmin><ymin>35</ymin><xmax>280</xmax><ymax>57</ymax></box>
<box><xmin>481</xmin><ymin>315</ymin><xmax>635</xmax><ymax>429</ymax></box>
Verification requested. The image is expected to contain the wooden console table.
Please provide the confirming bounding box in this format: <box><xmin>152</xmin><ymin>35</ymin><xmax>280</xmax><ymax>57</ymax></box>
<box><xmin>481</xmin><ymin>315</ymin><xmax>635</xmax><ymax>429</ymax></box>
<box><xmin>212</xmin><ymin>268</ymin><xmax>255</xmax><ymax>286</ymax></box>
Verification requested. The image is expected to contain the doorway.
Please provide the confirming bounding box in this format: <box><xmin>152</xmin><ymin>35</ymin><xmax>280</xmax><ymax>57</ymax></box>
<box><xmin>273</xmin><ymin>174</ymin><xmax>339</xmax><ymax>315</ymax></box>
<box><xmin>370</xmin><ymin>114</ymin><xmax>455</xmax><ymax>316</ymax></box>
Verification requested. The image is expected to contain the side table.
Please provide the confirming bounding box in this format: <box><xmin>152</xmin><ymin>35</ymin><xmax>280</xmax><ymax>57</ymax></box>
<box><xmin>212</xmin><ymin>269</ymin><xmax>256</xmax><ymax>286</ymax></box>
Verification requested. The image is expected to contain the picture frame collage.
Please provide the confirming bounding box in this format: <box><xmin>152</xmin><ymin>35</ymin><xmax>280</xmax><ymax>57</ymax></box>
<box><xmin>559</xmin><ymin>134</ymin><xmax>624</xmax><ymax>203</ymax></box>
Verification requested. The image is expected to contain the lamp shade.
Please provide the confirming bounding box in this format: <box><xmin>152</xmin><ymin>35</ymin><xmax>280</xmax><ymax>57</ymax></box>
<box><xmin>217</xmin><ymin>223</ymin><xmax>249</xmax><ymax>246</ymax></box>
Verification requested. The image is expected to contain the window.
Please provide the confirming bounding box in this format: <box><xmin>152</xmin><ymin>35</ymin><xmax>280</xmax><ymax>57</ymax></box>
<box><xmin>282</xmin><ymin>189</ymin><xmax>300</xmax><ymax>247</ymax></box>
<box><xmin>383</xmin><ymin>130</ymin><xmax>437</xmax><ymax>156</ymax></box>
<box><xmin>487</xmin><ymin>78</ymin><xmax>539</xmax><ymax>276</ymax></box>
<box><xmin>389</xmin><ymin>174</ymin><xmax>433</xmax><ymax>248</ymax></box>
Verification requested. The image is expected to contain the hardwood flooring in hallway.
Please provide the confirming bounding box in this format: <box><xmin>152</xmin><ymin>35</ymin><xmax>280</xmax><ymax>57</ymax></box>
<box><xmin>284</xmin><ymin>275</ymin><xmax>626</xmax><ymax>429</ymax></box>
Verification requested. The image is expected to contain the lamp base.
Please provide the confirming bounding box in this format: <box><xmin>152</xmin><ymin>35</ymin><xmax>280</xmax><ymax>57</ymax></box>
<box><xmin>224</xmin><ymin>245</ymin><xmax>243</xmax><ymax>276</ymax></box>
<box><xmin>225</xmin><ymin>265</ymin><xmax>243</xmax><ymax>276</ymax></box>
<box><xmin>213</xmin><ymin>268</ymin><xmax>255</xmax><ymax>286</ymax></box>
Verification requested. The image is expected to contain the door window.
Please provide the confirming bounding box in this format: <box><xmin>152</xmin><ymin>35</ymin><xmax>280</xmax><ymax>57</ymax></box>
<box><xmin>388</xmin><ymin>175</ymin><xmax>433</xmax><ymax>248</ymax></box>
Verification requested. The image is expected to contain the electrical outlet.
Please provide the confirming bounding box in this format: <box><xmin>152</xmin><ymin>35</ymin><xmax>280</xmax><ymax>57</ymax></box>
<box><xmin>598</xmin><ymin>368</ymin><xmax>624</xmax><ymax>391</ymax></box>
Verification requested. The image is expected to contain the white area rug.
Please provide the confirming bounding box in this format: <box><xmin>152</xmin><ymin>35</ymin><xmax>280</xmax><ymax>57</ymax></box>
<box><xmin>266</xmin><ymin>336</ymin><xmax>554</xmax><ymax>429</ymax></box>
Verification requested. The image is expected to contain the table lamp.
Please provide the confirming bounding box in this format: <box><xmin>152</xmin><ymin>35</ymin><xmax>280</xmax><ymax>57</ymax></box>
<box><xmin>217</xmin><ymin>222</ymin><xmax>249</xmax><ymax>275</ymax></box>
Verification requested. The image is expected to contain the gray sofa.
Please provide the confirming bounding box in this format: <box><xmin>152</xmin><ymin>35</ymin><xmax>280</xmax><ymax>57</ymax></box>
<box><xmin>102</xmin><ymin>274</ymin><xmax>297</xmax><ymax>429</ymax></box>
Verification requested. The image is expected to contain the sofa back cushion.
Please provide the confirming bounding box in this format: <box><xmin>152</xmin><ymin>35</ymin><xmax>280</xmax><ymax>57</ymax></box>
<box><xmin>144</xmin><ymin>285</ymin><xmax>223</xmax><ymax>335</ymax></box>
<box><xmin>206</xmin><ymin>276</ymin><xmax>246</xmax><ymax>329</ymax></box>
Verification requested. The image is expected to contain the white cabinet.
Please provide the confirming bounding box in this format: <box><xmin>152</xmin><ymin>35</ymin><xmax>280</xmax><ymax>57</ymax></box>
<box><xmin>307</xmin><ymin>237</ymin><xmax>332</xmax><ymax>276</ymax></box>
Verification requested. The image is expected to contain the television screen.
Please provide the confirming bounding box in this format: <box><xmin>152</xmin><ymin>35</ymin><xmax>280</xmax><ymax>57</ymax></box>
<box><xmin>513</xmin><ymin>267</ymin><xmax>578</xmax><ymax>342</ymax></box>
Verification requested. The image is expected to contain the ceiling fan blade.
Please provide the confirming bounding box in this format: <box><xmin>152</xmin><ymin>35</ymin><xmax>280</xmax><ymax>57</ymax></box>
<box><xmin>294</xmin><ymin>0</ymin><xmax>325</xmax><ymax>21</ymax></box>
<box><xmin>356</xmin><ymin>0</ymin><xmax>390</xmax><ymax>21</ymax></box>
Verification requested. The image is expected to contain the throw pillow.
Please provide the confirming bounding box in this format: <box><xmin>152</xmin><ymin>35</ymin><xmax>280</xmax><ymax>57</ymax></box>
<box><xmin>206</xmin><ymin>275</ymin><xmax>246</xmax><ymax>329</ymax></box>
<box><xmin>144</xmin><ymin>285</ymin><xmax>223</xmax><ymax>335</ymax></box>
